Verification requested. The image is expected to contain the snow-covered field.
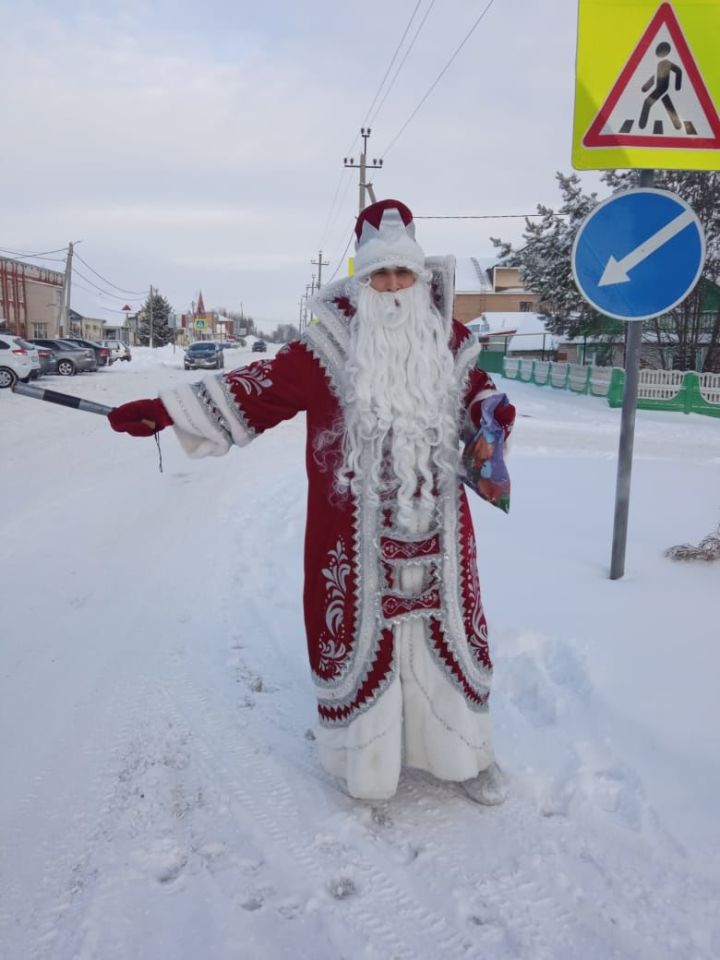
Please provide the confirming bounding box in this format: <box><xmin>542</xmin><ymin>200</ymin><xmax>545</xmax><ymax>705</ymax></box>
<box><xmin>1</xmin><ymin>344</ymin><xmax>719</xmax><ymax>960</ymax></box>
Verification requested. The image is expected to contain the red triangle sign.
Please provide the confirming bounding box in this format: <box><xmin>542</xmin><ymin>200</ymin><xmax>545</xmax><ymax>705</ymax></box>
<box><xmin>583</xmin><ymin>2</ymin><xmax>720</xmax><ymax>150</ymax></box>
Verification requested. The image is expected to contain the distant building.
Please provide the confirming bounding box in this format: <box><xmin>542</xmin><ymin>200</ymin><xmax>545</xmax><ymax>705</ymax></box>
<box><xmin>467</xmin><ymin>312</ymin><xmax>559</xmax><ymax>359</ymax></box>
<box><xmin>453</xmin><ymin>259</ymin><xmax>539</xmax><ymax>325</ymax></box>
<box><xmin>0</xmin><ymin>257</ymin><xmax>64</xmax><ymax>338</ymax></box>
<box><xmin>180</xmin><ymin>289</ymin><xmax>216</xmax><ymax>340</ymax></box>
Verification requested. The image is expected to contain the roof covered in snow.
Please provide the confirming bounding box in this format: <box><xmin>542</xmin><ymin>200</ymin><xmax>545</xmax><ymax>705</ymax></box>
<box><xmin>453</xmin><ymin>257</ymin><xmax>495</xmax><ymax>293</ymax></box>
<box><xmin>466</xmin><ymin>311</ymin><xmax>560</xmax><ymax>351</ymax></box>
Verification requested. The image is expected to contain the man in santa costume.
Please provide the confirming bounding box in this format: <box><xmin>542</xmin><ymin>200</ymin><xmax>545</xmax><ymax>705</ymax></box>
<box><xmin>109</xmin><ymin>199</ymin><xmax>515</xmax><ymax>804</ymax></box>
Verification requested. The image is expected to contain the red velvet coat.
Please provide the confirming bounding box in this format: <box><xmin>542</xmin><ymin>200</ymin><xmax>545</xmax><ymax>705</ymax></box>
<box><xmin>160</xmin><ymin>262</ymin><xmax>509</xmax><ymax>729</ymax></box>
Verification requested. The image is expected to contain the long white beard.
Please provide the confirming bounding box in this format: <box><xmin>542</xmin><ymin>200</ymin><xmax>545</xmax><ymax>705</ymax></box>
<box><xmin>338</xmin><ymin>280</ymin><xmax>460</xmax><ymax>530</ymax></box>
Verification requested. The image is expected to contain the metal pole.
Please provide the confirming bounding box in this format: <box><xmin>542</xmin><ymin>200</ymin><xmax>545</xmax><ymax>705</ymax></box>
<box><xmin>149</xmin><ymin>285</ymin><xmax>154</xmax><ymax>348</ymax></box>
<box><xmin>609</xmin><ymin>168</ymin><xmax>654</xmax><ymax>580</ymax></box>
<box><xmin>359</xmin><ymin>132</ymin><xmax>367</xmax><ymax>214</ymax></box>
<box><xmin>57</xmin><ymin>241</ymin><xmax>74</xmax><ymax>337</ymax></box>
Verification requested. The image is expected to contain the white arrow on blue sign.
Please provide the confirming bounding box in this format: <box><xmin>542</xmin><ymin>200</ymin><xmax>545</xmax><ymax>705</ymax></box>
<box><xmin>572</xmin><ymin>188</ymin><xmax>705</xmax><ymax>321</ymax></box>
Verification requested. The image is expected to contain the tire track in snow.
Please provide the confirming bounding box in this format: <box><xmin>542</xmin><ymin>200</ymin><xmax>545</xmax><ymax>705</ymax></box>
<box><xmin>166</xmin><ymin>660</ymin><xmax>473</xmax><ymax>960</ymax></box>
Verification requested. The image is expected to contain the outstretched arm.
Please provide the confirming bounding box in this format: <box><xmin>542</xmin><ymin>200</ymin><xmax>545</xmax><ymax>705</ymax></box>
<box><xmin>108</xmin><ymin>341</ymin><xmax>319</xmax><ymax>457</ymax></box>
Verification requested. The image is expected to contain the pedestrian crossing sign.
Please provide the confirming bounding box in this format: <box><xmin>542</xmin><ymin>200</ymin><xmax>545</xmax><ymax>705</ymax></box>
<box><xmin>573</xmin><ymin>1</ymin><xmax>720</xmax><ymax>170</ymax></box>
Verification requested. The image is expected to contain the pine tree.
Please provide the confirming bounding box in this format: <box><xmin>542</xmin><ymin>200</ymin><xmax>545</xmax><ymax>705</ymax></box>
<box><xmin>493</xmin><ymin>170</ymin><xmax>720</xmax><ymax>371</ymax></box>
<box><xmin>137</xmin><ymin>290</ymin><xmax>174</xmax><ymax>347</ymax></box>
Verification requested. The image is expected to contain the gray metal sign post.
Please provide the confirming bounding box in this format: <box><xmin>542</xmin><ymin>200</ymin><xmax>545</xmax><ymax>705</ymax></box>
<box><xmin>571</xmin><ymin>172</ymin><xmax>706</xmax><ymax>579</ymax></box>
<box><xmin>609</xmin><ymin>170</ymin><xmax>653</xmax><ymax>579</ymax></box>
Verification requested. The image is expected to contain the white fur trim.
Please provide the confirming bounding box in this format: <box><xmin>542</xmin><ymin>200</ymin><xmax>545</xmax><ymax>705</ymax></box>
<box><xmin>160</xmin><ymin>373</ymin><xmax>254</xmax><ymax>458</ymax></box>
<box><xmin>315</xmin><ymin>610</ymin><xmax>494</xmax><ymax>799</ymax></box>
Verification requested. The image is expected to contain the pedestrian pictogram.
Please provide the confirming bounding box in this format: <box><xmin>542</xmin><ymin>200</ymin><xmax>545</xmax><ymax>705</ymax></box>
<box><xmin>583</xmin><ymin>3</ymin><xmax>720</xmax><ymax>149</ymax></box>
<box><xmin>572</xmin><ymin>0</ymin><xmax>720</xmax><ymax>171</ymax></box>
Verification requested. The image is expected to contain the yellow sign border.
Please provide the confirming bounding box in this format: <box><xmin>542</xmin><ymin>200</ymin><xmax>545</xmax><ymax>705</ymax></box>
<box><xmin>572</xmin><ymin>0</ymin><xmax>720</xmax><ymax>170</ymax></box>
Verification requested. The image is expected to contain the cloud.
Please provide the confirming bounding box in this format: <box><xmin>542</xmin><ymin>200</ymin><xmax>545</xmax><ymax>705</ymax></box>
<box><xmin>3</xmin><ymin>0</ymin><xmax>594</xmax><ymax>322</ymax></box>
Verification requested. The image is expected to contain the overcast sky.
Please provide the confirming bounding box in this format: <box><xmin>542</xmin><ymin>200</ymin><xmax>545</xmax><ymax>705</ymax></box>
<box><xmin>1</xmin><ymin>0</ymin><xmax>600</xmax><ymax>327</ymax></box>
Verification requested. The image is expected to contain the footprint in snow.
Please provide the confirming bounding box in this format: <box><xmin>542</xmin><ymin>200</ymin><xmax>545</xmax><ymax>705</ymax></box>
<box><xmin>328</xmin><ymin>876</ymin><xmax>357</xmax><ymax>900</ymax></box>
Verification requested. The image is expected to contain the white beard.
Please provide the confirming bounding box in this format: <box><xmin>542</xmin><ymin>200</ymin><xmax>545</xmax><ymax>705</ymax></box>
<box><xmin>339</xmin><ymin>280</ymin><xmax>460</xmax><ymax>530</ymax></box>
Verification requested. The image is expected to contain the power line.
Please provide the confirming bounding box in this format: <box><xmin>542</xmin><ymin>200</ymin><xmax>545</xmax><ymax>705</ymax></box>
<box><xmin>381</xmin><ymin>0</ymin><xmax>498</xmax><ymax>158</ymax></box>
<box><xmin>319</xmin><ymin>2</ymin><xmax>425</xmax><ymax>248</ymax></box>
<box><xmin>362</xmin><ymin>0</ymin><xmax>424</xmax><ymax>127</ymax></box>
<box><xmin>72</xmin><ymin>266</ymin><xmax>145</xmax><ymax>301</ymax></box>
<box><xmin>324</xmin><ymin>230</ymin><xmax>355</xmax><ymax>286</ymax></box>
<box><xmin>369</xmin><ymin>0</ymin><xmax>437</xmax><ymax>127</ymax></box>
<box><xmin>415</xmin><ymin>213</ymin><xmax>568</xmax><ymax>219</ymax></box>
<box><xmin>0</xmin><ymin>245</ymin><xmax>67</xmax><ymax>262</ymax></box>
<box><xmin>318</xmin><ymin>165</ymin><xmax>354</xmax><ymax>250</ymax></box>
<box><xmin>74</xmin><ymin>251</ymin><xmax>146</xmax><ymax>295</ymax></box>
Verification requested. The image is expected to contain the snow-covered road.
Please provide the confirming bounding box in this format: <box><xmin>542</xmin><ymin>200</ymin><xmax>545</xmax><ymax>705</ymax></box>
<box><xmin>1</xmin><ymin>345</ymin><xmax>719</xmax><ymax>959</ymax></box>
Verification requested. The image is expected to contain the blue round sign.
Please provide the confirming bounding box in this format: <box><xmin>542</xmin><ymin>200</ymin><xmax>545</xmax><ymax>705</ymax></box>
<box><xmin>571</xmin><ymin>188</ymin><xmax>705</xmax><ymax>321</ymax></box>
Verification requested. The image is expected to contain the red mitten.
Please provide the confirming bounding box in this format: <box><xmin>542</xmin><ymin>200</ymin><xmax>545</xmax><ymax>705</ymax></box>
<box><xmin>494</xmin><ymin>401</ymin><xmax>516</xmax><ymax>436</ymax></box>
<box><xmin>108</xmin><ymin>398</ymin><xmax>173</xmax><ymax>437</ymax></box>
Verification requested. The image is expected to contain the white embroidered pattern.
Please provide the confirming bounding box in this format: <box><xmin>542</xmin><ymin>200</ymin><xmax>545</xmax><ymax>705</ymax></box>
<box><xmin>229</xmin><ymin>361</ymin><xmax>273</xmax><ymax>396</ymax></box>
<box><xmin>318</xmin><ymin>539</ymin><xmax>351</xmax><ymax>675</ymax></box>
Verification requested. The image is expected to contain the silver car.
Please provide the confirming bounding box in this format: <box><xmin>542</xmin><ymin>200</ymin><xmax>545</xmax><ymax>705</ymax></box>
<box><xmin>29</xmin><ymin>338</ymin><xmax>97</xmax><ymax>376</ymax></box>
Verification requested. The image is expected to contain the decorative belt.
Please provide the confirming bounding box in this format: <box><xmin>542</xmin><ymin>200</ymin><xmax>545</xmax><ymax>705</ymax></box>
<box><xmin>379</xmin><ymin>532</ymin><xmax>440</xmax><ymax>562</ymax></box>
<box><xmin>381</xmin><ymin>587</ymin><xmax>441</xmax><ymax>621</ymax></box>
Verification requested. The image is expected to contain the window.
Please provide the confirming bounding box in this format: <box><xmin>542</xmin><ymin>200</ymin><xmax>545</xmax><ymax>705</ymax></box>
<box><xmin>32</xmin><ymin>322</ymin><xmax>48</xmax><ymax>338</ymax></box>
<box><xmin>519</xmin><ymin>301</ymin><xmax>532</xmax><ymax>312</ymax></box>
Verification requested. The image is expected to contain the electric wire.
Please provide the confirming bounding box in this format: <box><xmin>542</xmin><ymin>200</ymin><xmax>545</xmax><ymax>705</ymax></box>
<box><xmin>324</xmin><ymin>230</ymin><xmax>355</xmax><ymax>286</ymax></box>
<box><xmin>72</xmin><ymin>266</ymin><xmax>145</xmax><ymax>302</ymax></box>
<box><xmin>318</xmin><ymin>165</ymin><xmax>355</xmax><ymax>251</ymax></box>
<box><xmin>381</xmin><ymin>0</ymin><xmax>498</xmax><ymax>158</ymax></box>
<box><xmin>361</xmin><ymin>0</ymin><xmax>424</xmax><ymax>127</ymax></box>
<box><xmin>0</xmin><ymin>245</ymin><xmax>67</xmax><ymax>262</ymax></box>
<box><xmin>318</xmin><ymin>1</ymin><xmax>424</xmax><ymax>250</ymax></box>
<box><xmin>369</xmin><ymin>0</ymin><xmax>437</xmax><ymax>127</ymax></box>
<box><xmin>415</xmin><ymin>213</ymin><xmax>563</xmax><ymax>219</ymax></box>
<box><xmin>74</xmin><ymin>252</ymin><xmax>146</xmax><ymax>295</ymax></box>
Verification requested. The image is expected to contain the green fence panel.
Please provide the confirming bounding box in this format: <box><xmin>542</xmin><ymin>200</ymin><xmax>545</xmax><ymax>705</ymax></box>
<box><xmin>608</xmin><ymin>369</ymin><xmax>625</xmax><ymax>407</ymax></box>
<box><xmin>549</xmin><ymin>362</ymin><xmax>570</xmax><ymax>389</ymax></box>
<box><xmin>532</xmin><ymin>361</ymin><xmax>551</xmax><ymax>385</ymax></box>
<box><xmin>568</xmin><ymin>365</ymin><xmax>592</xmax><ymax>394</ymax></box>
<box><xmin>686</xmin><ymin>373</ymin><xmax>720</xmax><ymax>418</ymax></box>
<box><xmin>476</xmin><ymin>351</ymin><xmax>505</xmax><ymax>375</ymax></box>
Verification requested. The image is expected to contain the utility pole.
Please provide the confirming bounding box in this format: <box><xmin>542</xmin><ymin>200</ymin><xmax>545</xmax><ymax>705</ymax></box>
<box><xmin>311</xmin><ymin>249</ymin><xmax>330</xmax><ymax>289</ymax></box>
<box><xmin>57</xmin><ymin>241</ymin><xmax>76</xmax><ymax>337</ymax></box>
<box><xmin>344</xmin><ymin>128</ymin><xmax>383</xmax><ymax>214</ymax></box>
<box><xmin>149</xmin><ymin>285</ymin><xmax>154</xmax><ymax>348</ymax></box>
<box><xmin>306</xmin><ymin>275</ymin><xmax>316</xmax><ymax>327</ymax></box>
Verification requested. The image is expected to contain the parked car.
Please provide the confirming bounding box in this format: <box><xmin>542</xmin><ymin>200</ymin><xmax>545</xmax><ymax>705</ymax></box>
<box><xmin>0</xmin><ymin>333</ymin><xmax>38</xmax><ymax>387</ymax></box>
<box><xmin>32</xmin><ymin>343</ymin><xmax>59</xmax><ymax>376</ymax></box>
<box><xmin>184</xmin><ymin>341</ymin><xmax>224</xmax><ymax>370</ymax></box>
<box><xmin>99</xmin><ymin>339</ymin><xmax>132</xmax><ymax>362</ymax></box>
<box><xmin>65</xmin><ymin>336</ymin><xmax>113</xmax><ymax>367</ymax></box>
<box><xmin>252</xmin><ymin>339</ymin><xmax>267</xmax><ymax>353</ymax></box>
<box><xmin>28</xmin><ymin>338</ymin><xmax>97</xmax><ymax>376</ymax></box>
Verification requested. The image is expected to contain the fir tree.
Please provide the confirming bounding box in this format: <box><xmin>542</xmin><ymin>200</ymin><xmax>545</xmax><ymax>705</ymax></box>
<box><xmin>137</xmin><ymin>290</ymin><xmax>174</xmax><ymax>347</ymax></box>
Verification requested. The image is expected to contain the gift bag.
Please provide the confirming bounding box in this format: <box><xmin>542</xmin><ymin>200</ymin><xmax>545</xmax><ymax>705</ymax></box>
<box><xmin>461</xmin><ymin>393</ymin><xmax>511</xmax><ymax>513</ymax></box>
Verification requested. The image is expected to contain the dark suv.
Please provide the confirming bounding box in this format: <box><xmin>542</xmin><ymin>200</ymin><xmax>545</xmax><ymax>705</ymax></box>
<box><xmin>184</xmin><ymin>341</ymin><xmax>224</xmax><ymax>370</ymax></box>
<box><xmin>252</xmin><ymin>339</ymin><xmax>267</xmax><ymax>353</ymax></box>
